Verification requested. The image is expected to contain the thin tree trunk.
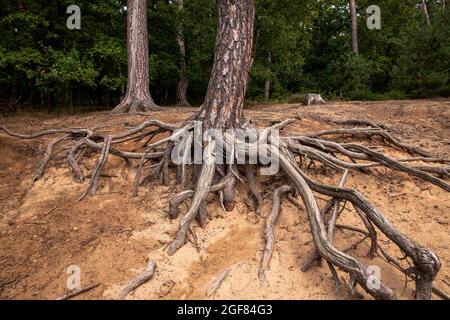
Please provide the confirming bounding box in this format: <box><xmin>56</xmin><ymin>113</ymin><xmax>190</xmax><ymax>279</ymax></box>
<box><xmin>17</xmin><ymin>0</ymin><xmax>26</xmax><ymax>10</ymax></box>
<box><xmin>8</xmin><ymin>0</ymin><xmax>26</xmax><ymax>108</ymax></box>
<box><xmin>196</xmin><ymin>0</ymin><xmax>255</xmax><ymax>129</ymax></box>
<box><xmin>264</xmin><ymin>50</ymin><xmax>272</xmax><ymax>100</ymax></box>
<box><xmin>9</xmin><ymin>69</ymin><xmax>19</xmax><ymax>107</ymax></box>
<box><xmin>111</xmin><ymin>0</ymin><xmax>158</xmax><ymax>114</ymax></box>
<box><xmin>349</xmin><ymin>0</ymin><xmax>359</xmax><ymax>54</ymax></box>
<box><xmin>119</xmin><ymin>64</ymin><xmax>125</xmax><ymax>98</ymax></box>
<box><xmin>175</xmin><ymin>0</ymin><xmax>191</xmax><ymax>107</ymax></box>
<box><xmin>443</xmin><ymin>0</ymin><xmax>446</xmax><ymax>13</ymax></box>
<box><xmin>422</xmin><ymin>0</ymin><xmax>432</xmax><ymax>26</ymax></box>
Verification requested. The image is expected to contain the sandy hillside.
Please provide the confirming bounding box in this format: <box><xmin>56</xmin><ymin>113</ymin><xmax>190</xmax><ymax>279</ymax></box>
<box><xmin>0</xmin><ymin>100</ymin><xmax>449</xmax><ymax>300</ymax></box>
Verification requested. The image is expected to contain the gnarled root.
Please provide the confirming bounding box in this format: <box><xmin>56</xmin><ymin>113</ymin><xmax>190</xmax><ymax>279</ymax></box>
<box><xmin>110</xmin><ymin>98</ymin><xmax>161</xmax><ymax>114</ymax></box>
<box><xmin>259</xmin><ymin>185</ymin><xmax>293</xmax><ymax>282</ymax></box>
<box><xmin>278</xmin><ymin>150</ymin><xmax>397</xmax><ymax>299</ymax></box>
<box><xmin>293</xmin><ymin>165</ymin><xmax>441</xmax><ymax>300</ymax></box>
<box><xmin>245</xmin><ymin>165</ymin><xmax>263</xmax><ymax>215</ymax></box>
<box><xmin>1</xmin><ymin>115</ymin><xmax>449</xmax><ymax>300</ymax></box>
<box><xmin>166</xmin><ymin>138</ymin><xmax>216</xmax><ymax>256</ymax></box>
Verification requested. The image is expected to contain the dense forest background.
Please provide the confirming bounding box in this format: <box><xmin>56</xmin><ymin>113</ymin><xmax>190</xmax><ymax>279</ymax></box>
<box><xmin>0</xmin><ymin>0</ymin><xmax>449</xmax><ymax>112</ymax></box>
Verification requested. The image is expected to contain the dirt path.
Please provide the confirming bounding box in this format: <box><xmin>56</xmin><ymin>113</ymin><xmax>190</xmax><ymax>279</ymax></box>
<box><xmin>0</xmin><ymin>100</ymin><xmax>449</xmax><ymax>299</ymax></box>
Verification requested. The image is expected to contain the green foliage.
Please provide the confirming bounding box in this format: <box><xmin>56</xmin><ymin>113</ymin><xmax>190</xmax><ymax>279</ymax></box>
<box><xmin>391</xmin><ymin>5</ymin><xmax>450</xmax><ymax>97</ymax></box>
<box><xmin>327</xmin><ymin>53</ymin><xmax>382</xmax><ymax>100</ymax></box>
<box><xmin>248</xmin><ymin>0</ymin><xmax>311</xmax><ymax>100</ymax></box>
<box><xmin>184</xmin><ymin>0</ymin><xmax>217</xmax><ymax>103</ymax></box>
<box><xmin>44</xmin><ymin>49</ymin><xmax>98</xmax><ymax>86</ymax></box>
<box><xmin>148</xmin><ymin>1</ymin><xmax>179</xmax><ymax>101</ymax></box>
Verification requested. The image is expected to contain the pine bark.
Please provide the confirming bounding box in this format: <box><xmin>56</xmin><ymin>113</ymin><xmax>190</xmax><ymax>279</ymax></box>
<box><xmin>349</xmin><ymin>0</ymin><xmax>359</xmax><ymax>54</ymax></box>
<box><xmin>175</xmin><ymin>0</ymin><xmax>191</xmax><ymax>107</ymax></box>
<box><xmin>196</xmin><ymin>0</ymin><xmax>255</xmax><ymax>129</ymax></box>
<box><xmin>111</xmin><ymin>0</ymin><xmax>158</xmax><ymax>114</ymax></box>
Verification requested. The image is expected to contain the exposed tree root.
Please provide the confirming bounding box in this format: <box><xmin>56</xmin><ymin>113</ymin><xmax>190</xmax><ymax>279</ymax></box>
<box><xmin>245</xmin><ymin>165</ymin><xmax>263</xmax><ymax>216</ymax></box>
<box><xmin>117</xmin><ymin>260</ymin><xmax>156</xmax><ymax>299</ymax></box>
<box><xmin>56</xmin><ymin>282</ymin><xmax>100</xmax><ymax>300</ymax></box>
<box><xmin>166</xmin><ymin>137</ymin><xmax>216</xmax><ymax>256</ymax></box>
<box><xmin>1</xmin><ymin>115</ymin><xmax>449</xmax><ymax>300</ymax></box>
<box><xmin>110</xmin><ymin>98</ymin><xmax>161</xmax><ymax>114</ymax></box>
<box><xmin>336</xmin><ymin>224</ymin><xmax>449</xmax><ymax>300</ymax></box>
<box><xmin>33</xmin><ymin>134</ymin><xmax>71</xmax><ymax>183</ymax></box>
<box><xmin>207</xmin><ymin>268</ymin><xmax>231</xmax><ymax>297</ymax></box>
<box><xmin>259</xmin><ymin>185</ymin><xmax>293</xmax><ymax>282</ymax></box>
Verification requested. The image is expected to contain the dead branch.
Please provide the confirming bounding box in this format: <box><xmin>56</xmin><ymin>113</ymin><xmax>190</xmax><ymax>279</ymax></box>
<box><xmin>117</xmin><ymin>260</ymin><xmax>156</xmax><ymax>299</ymax></box>
<box><xmin>207</xmin><ymin>268</ymin><xmax>231</xmax><ymax>297</ymax></box>
<box><xmin>56</xmin><ymin>283</ymin><xmax>100</xmax><ymax>300</ymax></box>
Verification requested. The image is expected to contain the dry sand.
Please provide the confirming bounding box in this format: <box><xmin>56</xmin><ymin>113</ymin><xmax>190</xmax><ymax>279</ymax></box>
<box><xmin>0</xmin><ymin>99</ymin><xmax>449</xmax><ymax>299</ymax></box>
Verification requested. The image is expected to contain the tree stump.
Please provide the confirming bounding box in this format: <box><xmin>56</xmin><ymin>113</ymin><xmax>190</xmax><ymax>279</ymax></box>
<box><xmin>303</xmin><ymin>94</ymin><xmax>326</xmax><ymax>106</ymax></box>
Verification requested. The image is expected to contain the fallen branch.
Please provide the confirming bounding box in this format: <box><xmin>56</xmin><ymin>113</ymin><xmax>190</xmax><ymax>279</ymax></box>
<box><xmin>117</xmin><ymin>260</ymin><xmax>156</xmax><ymax>299</ymax></box>
<box><xmin>56</xmin><ymin>283</ymin><xmax>100</xmax><ymax>300</ymax></box>
<box><xmin>207</xmin><ymin>268</ymin><xmax>231</xmax><ymax>297</ymax></box>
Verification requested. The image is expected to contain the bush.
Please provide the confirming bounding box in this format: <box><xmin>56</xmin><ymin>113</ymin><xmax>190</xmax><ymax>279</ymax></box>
<box><xmin>284</xmin><ymin>93</ymin><xmax>306</xmax><ymax>104</ymax></box>
<box><xmin>391</xmin><ymin>10</ymin><xmax>450</xmax><ymax>98</ymax></box>
<box><xmin>327</xmin><ymin>53</ymin><xmax>380</xmax><ymax>99</ymax></box>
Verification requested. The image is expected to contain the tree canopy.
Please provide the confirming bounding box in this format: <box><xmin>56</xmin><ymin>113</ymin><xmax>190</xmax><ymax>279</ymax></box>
<box><xmin>0</xmin><ymin>0</ymin><xmax>449</xmax><ymax>111</ymax></box>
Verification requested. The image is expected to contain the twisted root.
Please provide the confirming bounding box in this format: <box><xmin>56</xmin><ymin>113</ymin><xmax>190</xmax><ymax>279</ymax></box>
<box><xmin>1</xmin><ymin>115</ymin><xmax>449</xmax><ymax>300</ymax></box>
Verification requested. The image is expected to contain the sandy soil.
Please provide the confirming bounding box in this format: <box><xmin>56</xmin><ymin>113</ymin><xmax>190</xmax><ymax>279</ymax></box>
<box><xmin>0</xmin><ymin>100</ymin><xmax>449</xmax><ymax>300</ymax></box>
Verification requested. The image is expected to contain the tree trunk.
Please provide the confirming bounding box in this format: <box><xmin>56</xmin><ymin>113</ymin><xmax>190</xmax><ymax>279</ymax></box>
<box><xmin>175</xmin><ymin>0</ymin><xmax>191</xmax><ymax>107</ymax></box>
<box><xmin>264</xmin><ymin>50</ymin><xmax>272</xmax><ymax>100</ymax></box>
<box><xmin>196</xmin><ymin>0</ymin><xmax>255</xmax><ymax>129</ymax></box>
<box><xmin>111</xmin><ymin>0</ymin><xmax>158</xmax><ymax>114</ymax></box>
<box><xmin>422</xmin><ymin>0</ymin><xmax>431</xmax><ymax>26</ymax></box>
<box><xmin>443</xmin><ymin>0</ymin><xmax>446</xmax><ymax>13</ymax></box>
<box><xmin>349</xmin><ymin>0</ymin><xmax>359</xmax><ymax>54</ymax></box>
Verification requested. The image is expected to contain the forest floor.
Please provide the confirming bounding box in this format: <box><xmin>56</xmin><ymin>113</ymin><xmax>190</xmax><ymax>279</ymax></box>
<box><xmin>0</xmin><ymin>99</ymin><xmax>449</xmax><ymax>300</ymax></box>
